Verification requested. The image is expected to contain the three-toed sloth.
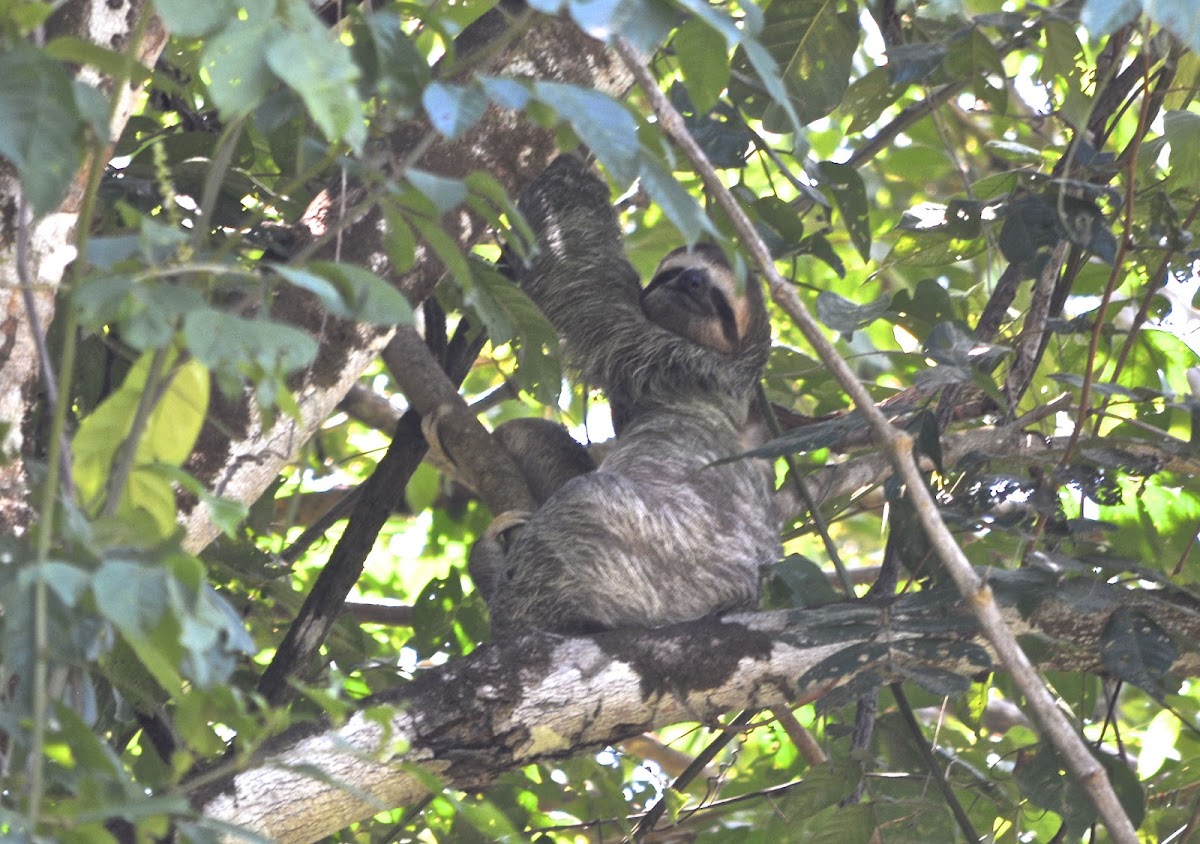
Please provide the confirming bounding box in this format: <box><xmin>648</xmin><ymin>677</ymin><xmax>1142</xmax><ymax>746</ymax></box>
<box><xmin>470</xmin><ymin>155</ymin><xmax>781</xmax><ymax>635</ymax></box>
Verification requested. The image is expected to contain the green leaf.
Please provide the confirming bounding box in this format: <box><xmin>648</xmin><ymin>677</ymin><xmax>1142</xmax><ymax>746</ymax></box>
<box><xmin>1101</xmin><ymin>607</ymin><xmax>1177</xmax><ymax>695</ymax></box>
<box><xmin>0</xmin><ymin>43</ymin><xmax>85</xmax><ymax>214</ymax></box>
<box><xmin>465</xmin><ymin>170</ymin><xmax>525</xmax><ymax>235</ymax></box>
<box><xmin>201</xmin><ymin>0</ymin><xmax>277</xmax><ymax>117</ymax></box>
<box><xmin>382</xmin><ymin>206</ymin><xmax>418</xmax><ymax>272</ymax></box>
<box><xmin>567</xmin><ymin>0</ymin><xmax>625</xmax><ymax>39</ymax></box>
<box><xmin>172</xmin><ymin>575</ymin><xmax>257</xmax><ymax>687</ymax></box>
<box><xmin>152</xmin><ymin>465</ymin><xmax>249</xmax><ymax>540</ymax></box>
<box><xmin>183</xmin><ymin>310</ymin><xmax>318</xmax><ymax>377</ymax></box>
<box><xmin>154</xmin><ymin>0</ymin><xmax>239</xmax><ymax>37</ymax></box>
<box><xmin>407</xmin><ymin>169</ymin><xmax>468</xmax><ymax>214</ymax></box>
<box><xmin>1014</xmin><ymin>742</ymin><xmax>1146</xmax><ymax>838</ymax></box>
<box><xmin>92</xmin><ymin>559</ymin><xmax>181</xmax><ymax>694</ymax></box>
<box><xmin>73</xmin><ymin>274</ymin><xmax>206</xmax><ymax>351</ymax></box>
<box><xmin>842</xmin><ymin>67</ymin><xmax>896</xmax><ymax>133</ymax></box>
<box><xmin>674</xmin><ymin>18</ymin><xmax>730</xmax><ymax>113</ymax></box>
<box><xmin>479</xmin><ymin>75</ymin><xmax>531</xmax><ymax>111</ymax></box>
<box><xmin>736</xmin><ymin>0</ymin><xmax>859</xmax><ymax>128</ymax></box>
<box><xmin>45</xmin><ymin>37</ymin><xmax>145</xmax><ymax>90</ymax></box>
<box><xmin>532</xmin><ymin>81</ymin><xmax>640</xmax><ymax>187</ymax></box>
<box><xmin>406</xmin><ymin>211</ymin><xmax>473</xmax><ymax>284</ymax></box>
<box><xmin>751</xmin><ymin>194</ymin><xmax>806</xmax><ymax>256</ymax></box>
<box><xmin>816</xmin><ymin>291</ymin><xmax>890</xmax><ymax>335</ymax></box>
<box><xmin>272</xmin><ymin>262</ymin><xmax>414</xmax><ymax>325</ymax></box>
<box><xmin>1040</xmin><ymin>20</ymin><xmax>1085</xmax><ymax>86</ymax></box>
<box><xmin>72</xmin><ymin>353</ymin><xmax>210</xmax><ymax>535</ymax></box>
<box><xmin>350</xmin><ymin>9</ymin><xmax>430</xmax><ymax>101</ymax></box>
<box><xmin>762</xmin><ymin>554</ymin><xmax>840</xmax><ymax>609</ymax></box>
<box><xmin>885</xmin><ymin>42</ymin><xmax>947</xmax><ymax>86</ymax></box>
<box><xmin>1165</xmin><ymin>51</ymin><xmax>1200</xmax><ymax>111</ymax></box>
<box><xmin>818</xmin><ymin>161</ymin><xmax>870</xmax><ymax>262</ymax></box>
<box><xmin>72</xmin><ymin>79</ymin><xmax>112</xmax><ymax>145</ymax></box>
<box><xmin>266</xmin><ymin>28</ymin><xmax>365</xmax><ymax>151</ymax></box>
<box><xmin>1080</xmin><ymin>0</ymin><xmax>1141</xmax><ymax>41</ymax></box>
<box><xmin>637</xmin><ymin>154</ymin><xmax>713</xmax><ymax>243</ymax></box>
<box><xmin>944</xmin><ymin>27</ymin><xmax>1007</xmax><ymax>113</ymax></box>
<box><xmin>38</xmin><ymin>562</ymin><xmax>91</xmax><ymax>608</ymax></box>
<box><xmin>1164</xmin><ymin>110</ymin><xmax>1200</xmax><ymax>188</ymax></box>
<box><xmin>465</xmin><ymin>262</ymin><xmax>563</xmax><ymax>406</ymax></box>
<box><xmin>770</xmin><ymin>760</ymin><xmax>861</xmax><ymax>818</ymax></box>
<box><xmin>423</xmin><ymin>80</ymin><xmax>488</xmax><ymax>139</ymax></box>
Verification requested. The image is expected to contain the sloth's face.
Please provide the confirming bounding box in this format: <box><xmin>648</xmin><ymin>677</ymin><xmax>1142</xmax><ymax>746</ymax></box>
<box><xmin>641</xmin><ymin>245</ymin><xmax>752</xmax><ymax>354</ymax></box>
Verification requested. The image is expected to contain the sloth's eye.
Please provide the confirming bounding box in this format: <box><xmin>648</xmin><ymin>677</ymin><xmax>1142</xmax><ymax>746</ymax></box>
<box><xmin>645</xmin><ymin>267</ymin><xmax>682</xmax><ymax>295</ymax></box>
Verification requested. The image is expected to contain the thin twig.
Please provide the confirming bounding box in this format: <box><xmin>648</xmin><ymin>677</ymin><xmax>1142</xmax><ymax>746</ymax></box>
<box><xmin>1004</xmin><ymin>240</ymin><xmax>1068</xmax><ymax>411</ymax></box>
<box><xmin>630</xmin><ymin>710</ymin><xmax>756</xmax><ymax>840</ymax></box>
<box><xmin>770</xmin><ymin>707</ymin><xmax>826</xmax><ymax>767</ymax></box>
<box><xmin>99</xmin><ymin>348</ymin><xmax>172</xmax><ymax>518</ymax></box>
<box><xmin>614</xmin><ymin>37</ymin><xmax>1138</xmax><ymax>844</ymax></box>
<box><xmin>1060</xmin><ymin>49</ymin><xmax>1154</xmax><ymax>469</ymax></box>
<box><xmin>15</xmin><ymin>198</ymin><xmax>74</xmax><ymax>500</ymax></box>
<box><xmin>891</xmin><ymin>683</ymin><xmax>980</xmax><ymax>841</ymax></box>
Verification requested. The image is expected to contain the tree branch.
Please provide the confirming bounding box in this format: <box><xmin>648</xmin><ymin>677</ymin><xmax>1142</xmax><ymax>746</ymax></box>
<box><xmin>198</xmin><ymin>577</ymin><xmax>1200</xmax><ymax>842</ymax></box>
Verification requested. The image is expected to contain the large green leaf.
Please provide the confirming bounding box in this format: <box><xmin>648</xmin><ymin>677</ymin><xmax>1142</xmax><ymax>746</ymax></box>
<box><xmin>72</xmin><ymin>353</ymin><xmax>210</xmax><ymax>536</ymax></box>
<box><xmin>272</xmin><ymin>262</ymin><xmax>414</xmax><ymax>325</ymax></box>
<box><xmin>201</xmin><ymin>0</ymin><xmax>277</xmax><ymax>117</ymax></box>
<box><xmin>465</xmin><ymin>262</ymin><xmax>563</xmax><ymax>406</ymax></box>
<box><xmin>733</xmin><ymin>0</ymin><xmax>859</xmax><ymax>128</ymax></box>
<box><xmin>0</xmin><ymin>43</ymin><xmax>85</xmax><ymax>214</ymax></box>
<box><xmin>423</xmin><ymin>80</ymin><xmax>489</xmax><ymax>140</ymax></box>
<box><xmin>818</xmin><ymin>161</ymin><xmax>871</xmax><ymax>262</ymax></box>
<box><xmin>1164</xmin><ymin>110</ymin><xmax>1200</xmax><ymax>188</ymax></box>
<box><xmin>266</xmin><ymin>28</ymin><xmax>365</xmax><ymax>151</ymax></box>
<box><xmin>183</xmin><ymin>310</ymin><xmax>319</xmax><ymax>380</ymax></box>
<box><xmin>674</xmin><ymin>18</ymin><xmax>730</xmax><ymax>114</ymax></box>
<box><xmin>154</xmin><ymin>0</ymin><xmax>239</xmax><ymax>37</ymax></box>
<box><xmin>533</xmin><ymin>82</ymin><xmax>640</xmax><ymax>186</ymax></box>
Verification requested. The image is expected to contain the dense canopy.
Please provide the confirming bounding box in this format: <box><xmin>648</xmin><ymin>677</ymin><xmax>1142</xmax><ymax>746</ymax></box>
<box><xmin>3</xmin><ymin>0</ymin><xmax>1200</xmax><ymax>841</ymax></box>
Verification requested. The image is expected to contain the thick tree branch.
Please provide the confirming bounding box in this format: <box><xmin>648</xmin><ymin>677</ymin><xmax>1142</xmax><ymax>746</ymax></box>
<box><xmin>198</xmin><ymin>577</ymin><xmax>1200</xmax><ymax>842</ymax></box>
<box><xmin>257</xmin><ymin>321</ymin><xmax>487</xmax><ymax>707</ymax></box>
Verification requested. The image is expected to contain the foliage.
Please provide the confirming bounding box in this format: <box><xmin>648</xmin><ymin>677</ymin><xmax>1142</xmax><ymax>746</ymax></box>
<box><xmin>2</xmin><ymin>0</ymin><xmax>1200</xmax><ymax>841</ymax></box>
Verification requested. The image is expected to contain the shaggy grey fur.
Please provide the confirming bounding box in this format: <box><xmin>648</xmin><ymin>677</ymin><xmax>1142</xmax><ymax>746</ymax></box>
<box><xmin>472</xmin><ymin>155</ymin><xmax>781</xmax><ymax>635</ymax></box>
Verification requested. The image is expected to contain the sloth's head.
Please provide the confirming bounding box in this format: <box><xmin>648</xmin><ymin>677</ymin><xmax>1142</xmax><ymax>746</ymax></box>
<box><xmin>641</xmin><ymin>244</ymin><xmax>754</xmax><ymax>354</ymax></box>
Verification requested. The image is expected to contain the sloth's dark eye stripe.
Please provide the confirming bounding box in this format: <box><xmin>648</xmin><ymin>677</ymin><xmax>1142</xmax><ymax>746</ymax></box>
<box><xmin>644</xmin><ymin>267</ymin><xmax>683</xmax><ymax>296</ymax></box>
<box><xmin>711</xmin><ymin>289</ymin><xmax>739</xmax><ymax>348</ymax></box>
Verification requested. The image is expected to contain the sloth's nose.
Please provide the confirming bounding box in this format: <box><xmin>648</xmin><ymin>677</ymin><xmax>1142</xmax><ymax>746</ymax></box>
<box><xmin>678</xmin><ymin>268</ymin><xmax>708</xmax><ymax>292</ymax></box>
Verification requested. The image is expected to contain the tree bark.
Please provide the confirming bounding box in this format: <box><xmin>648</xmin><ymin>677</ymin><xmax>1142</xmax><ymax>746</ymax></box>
<box><xmin>198</xmin><ymin>575</ymin><xmax>1200</xmax><ymax>842</ymax></box>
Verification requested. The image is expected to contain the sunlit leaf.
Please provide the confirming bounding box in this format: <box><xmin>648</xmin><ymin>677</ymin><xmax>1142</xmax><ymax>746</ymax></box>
<box><xmin>72</xmin><ymin>352</ymin><xmax>210</xmax><ymax>536</ymax></box>
<box><xmin>533</xmin><ymin>81</ymin><xmax>640</xmax><ymax>186</ymax></box>
<box><xmin>674</xmin><ymin>18</ymin><xmax>729</xmax><ymax>113</ymax></box>
<box><xmin>266</xmin><ymin>28</ymin><xmax>365</xmax><ymax>150</ymax></box>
